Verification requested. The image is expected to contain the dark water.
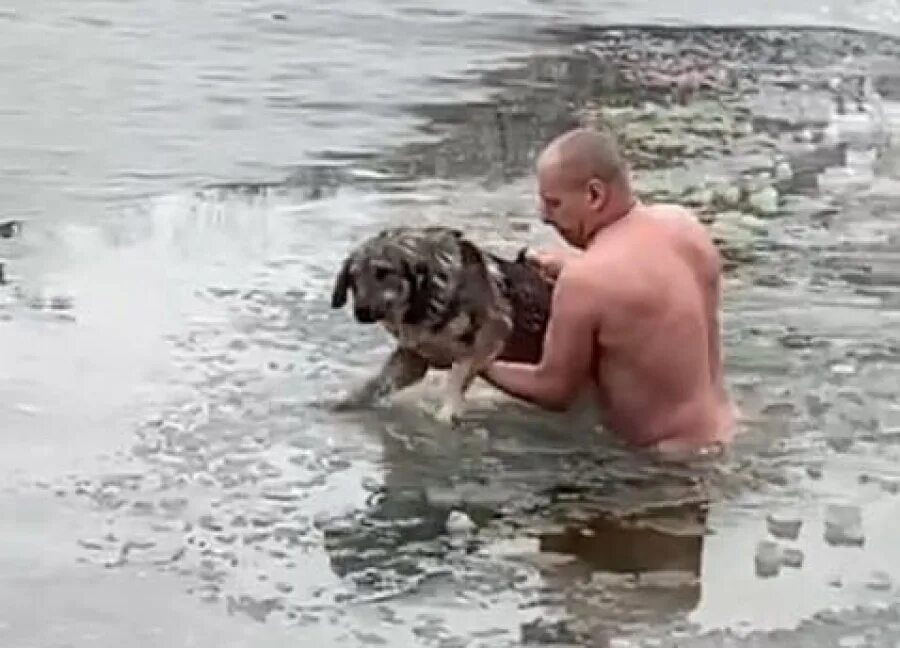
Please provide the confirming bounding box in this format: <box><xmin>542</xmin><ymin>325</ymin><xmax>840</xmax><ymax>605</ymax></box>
<box><xmin>3</xmin><ymin>2</ymin><xmax>900</xmax><ymax>647</ymax></box>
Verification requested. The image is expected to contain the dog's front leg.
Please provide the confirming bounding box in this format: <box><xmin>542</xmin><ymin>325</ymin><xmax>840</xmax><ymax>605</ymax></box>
<box><xmin>435</xmin><ymin>316</ymin><xmax>510</xmax><ymax>426</ymax></box>
<box><xmin>333</xmin><ymin>347</ymin><xmax>428</xmax><ymax>411</ymax></box>
<box><xmin>434</xmin><ymin>358</ymin><xmax>476</xmax><ymax>425</ymax></box>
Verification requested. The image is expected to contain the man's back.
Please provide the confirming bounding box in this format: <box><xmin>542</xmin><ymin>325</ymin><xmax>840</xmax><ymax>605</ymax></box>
<box><xmin>578</xmin><ymin>204</ymin><xmax>733</xmax><ymax>448</ymax></box>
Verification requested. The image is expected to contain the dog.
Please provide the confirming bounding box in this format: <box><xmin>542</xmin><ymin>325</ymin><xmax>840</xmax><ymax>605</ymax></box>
<box><xmin>329</xmin><ymin>225</ymin><xmax>554</xmax><ymax>424</ymax></box>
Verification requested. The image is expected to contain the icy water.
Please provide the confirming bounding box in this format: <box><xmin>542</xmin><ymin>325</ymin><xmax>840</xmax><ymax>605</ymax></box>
<box><xmin>3</xmin><ymin>2</ymin><xmax>900</xmax><ymax>648</ymax></box>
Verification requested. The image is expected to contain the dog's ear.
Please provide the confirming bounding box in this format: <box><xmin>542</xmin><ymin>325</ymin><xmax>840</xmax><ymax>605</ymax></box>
<box><xmin>331</xmin><ymin>256</ymin><xmax>352</xmax><ymax>308</ymax></box>
<box><xmin>457</xmin><ymin>237</ymin><xmax>490</xmax><ymax>280</ymax></box>
<box><xmin>402</xmin><ymin>259</ymin><xmax>431</xmax><ymax>323</ymax></box>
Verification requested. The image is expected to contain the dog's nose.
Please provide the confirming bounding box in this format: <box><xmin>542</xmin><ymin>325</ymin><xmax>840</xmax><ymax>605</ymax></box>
<box><xmin>354</xmin><ymin>306</ymin><xmax>377</xmax><ymax>323</ymax></box>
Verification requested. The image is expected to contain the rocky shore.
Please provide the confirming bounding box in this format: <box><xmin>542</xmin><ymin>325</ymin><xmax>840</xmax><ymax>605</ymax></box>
<box><xmin>351</xmin><ymin>27</ymin><xmax>900</xmax><ymax>270</ymax></box>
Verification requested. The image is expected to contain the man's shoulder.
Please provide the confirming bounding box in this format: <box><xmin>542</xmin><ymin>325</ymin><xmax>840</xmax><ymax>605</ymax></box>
<box><xmin>554</xmin><ymin>252</ymin><xmax>621</xmax><ymax>305</ymax></box>
<box><xmin>644</xmin><ymin>202</ymin><xmax>720</xmax><ymax>259</ymax></box>
<box><xmin>646</xmin><ymin>202</ymin><xmax>700</xmax><ymax>222</ymax></box>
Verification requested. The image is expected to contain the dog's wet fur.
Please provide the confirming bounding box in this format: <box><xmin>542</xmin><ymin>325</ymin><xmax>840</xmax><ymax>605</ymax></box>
<box><xmin>330</xmin><ymin>225</ymin><xmax>553</xmax><ymax>424</ymax></box>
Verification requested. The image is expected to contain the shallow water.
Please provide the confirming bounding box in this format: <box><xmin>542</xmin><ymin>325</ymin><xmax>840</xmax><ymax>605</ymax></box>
<box><xmin>4</xmin><ymin>3</ymin><xmax>900</xmax><ymax>647</ymax></box>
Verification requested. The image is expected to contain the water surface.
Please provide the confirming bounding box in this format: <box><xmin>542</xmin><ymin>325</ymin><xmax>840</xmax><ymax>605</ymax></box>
<box><xmin>3</xmin><ymin>3</ymin><xmax>900</xmax><ymax>647</ymax></box>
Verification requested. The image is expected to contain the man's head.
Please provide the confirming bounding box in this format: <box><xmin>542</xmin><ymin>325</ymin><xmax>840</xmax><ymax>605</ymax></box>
<box><xmin>536</xmin><ymin>127</ymin><xmax>633</xmax><ymax>248</ymax></box>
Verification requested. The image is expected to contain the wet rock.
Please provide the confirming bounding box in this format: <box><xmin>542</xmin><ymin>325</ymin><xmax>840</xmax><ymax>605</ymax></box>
<box><xmin>767</xmin><ymin>513</ymin><xmax>803</xmax><ymax>540</ymax></box>
<box><xmin>198</xmin><ymin>515</ymin><xmax>223</xmax><ymax>533</ymax></box>
<box><xmin>747</xmin><ymin>185</ymin><xmax>779</xmax><ymax>216</ymax></box>
<box><xmin>781</xmin><ymin>547</ymin><xmax>805</xmax><ymax>569</ymax></box>
<box><xmin>867</xmin><ymin>570</ymin><xmax>893</xmax><ymax>592</ymax></box>
<box><xmin>779</xmin><ymin>332</ymin><xmax>821</xmax><ymax>350</ymax></box>
<box><xmin>882</xmin><ymin>478</ymin><xmax>900</xmax><ymax>495</ymax></box>
<box><xmin>806</xmin><ymin>464</ymin><xmax>824</xmax><ymax>480</ymax></box>
<box><xmin>709</xmin><ymin>211</ymin><xmax>760</xmax><ymax>262</ymax></box>
<box><xmin>824</xmin><ymin>504</ymin><xmax>865</xmax><ymax>547</ymax></box>
<box><xmin>0</xmin><ymin>220</ymin><xmax>21</xmax><ymax>238</ymax></box>
<box><xmin>712</xmin><ymin>185</ymin><xmax>743</xmax><ymax>209</ymax></box>
<box><xmin>225</xmin><ymin>595</ymin><xmax>281</xmax><ymax>623</ymax></box>
<box><xmin>826</xmin><ymin>434</ymin><xmax>854</xmax><ymax>453</ymax></box>
<box><xmin>755</xmin><ymin>540</ymin><xmax>782</xmax><ymax>578</ymax></box>
<box><xmin>782</xmin><ymin>141</ymin><xmax>848</xmax><ymax>180</ymax></box>
<box><xmin>520</xmin><ymin>618</ymin><xmax>579</xmax><ymax>645</ymax></box>
<box><xmin>445</xmin><ymin>510</ymin><xmax>476</xmax><ymax>535</ymax></box>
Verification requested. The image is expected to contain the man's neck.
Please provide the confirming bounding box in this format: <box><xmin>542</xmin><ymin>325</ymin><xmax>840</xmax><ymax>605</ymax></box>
<box><xmin>584</xmin><ymin>197</ymin><xmax>640</xmax><ymax>247</ymax></box>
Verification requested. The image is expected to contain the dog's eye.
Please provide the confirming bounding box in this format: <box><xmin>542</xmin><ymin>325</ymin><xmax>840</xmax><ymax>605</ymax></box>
<box><xmin>374</xmin><ymin>267</ymin><xmax>389</xmax><ymax>281</ymax></box>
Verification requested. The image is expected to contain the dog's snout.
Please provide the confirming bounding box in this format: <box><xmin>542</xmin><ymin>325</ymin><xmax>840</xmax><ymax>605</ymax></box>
<box><xmin>354</xmin><ymin>305</ymin><xmax>379</xmax><ymax>323</ymax></box>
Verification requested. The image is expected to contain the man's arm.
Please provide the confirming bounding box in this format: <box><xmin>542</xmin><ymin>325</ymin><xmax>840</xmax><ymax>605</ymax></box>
<box><xmin>524</xmin><ymin>247</ymin><xmax>583</xmax><ymax>281</ymax></box>
<box><xmin>481</xmin><ymin>265</ymin><xmax>598</xmax><ymax>411</ymax></box>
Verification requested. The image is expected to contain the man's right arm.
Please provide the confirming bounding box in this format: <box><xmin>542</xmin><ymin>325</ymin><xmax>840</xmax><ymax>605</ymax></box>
<box><xmin>481</xmin><ymin>262</ymin><xmax>599</xmax><ymax>411</ymax></box>
<box><xmin>525</xmin><ymin>247</ymin><xmax>583</xmax><ymax>281</ymax></box>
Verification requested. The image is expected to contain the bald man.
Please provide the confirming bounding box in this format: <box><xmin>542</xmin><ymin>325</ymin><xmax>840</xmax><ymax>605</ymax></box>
<box><xmin>481</xmin><ymin>127</ymin><xmax>736</xmax><ymax>454</ymax></box>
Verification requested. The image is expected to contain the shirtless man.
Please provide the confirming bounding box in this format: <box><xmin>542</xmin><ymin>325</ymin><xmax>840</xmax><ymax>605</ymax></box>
<box><xmin>481</xmin><ymin>127</ymin><xmax>736</xmax><ymax>453</ymax></box>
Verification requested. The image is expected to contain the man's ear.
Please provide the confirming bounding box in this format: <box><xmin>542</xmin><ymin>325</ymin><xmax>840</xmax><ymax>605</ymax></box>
<box><xmin>587</xmin><ymin>179</ymin><xmax>607</xmax><ymax>210</ymax></box>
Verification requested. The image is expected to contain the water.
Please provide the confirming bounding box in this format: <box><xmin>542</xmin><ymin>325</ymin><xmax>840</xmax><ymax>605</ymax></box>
<box><xmin>4</xmin><ymin>2</ymin><xmax>900</xmax><ymax>647</ymax></box>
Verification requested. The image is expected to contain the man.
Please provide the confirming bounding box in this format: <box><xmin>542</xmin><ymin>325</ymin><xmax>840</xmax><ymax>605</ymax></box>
<box><xmin>481</xmin><ymin>127</ymin><xmax>736</xmax><ymax>454</ymax></box>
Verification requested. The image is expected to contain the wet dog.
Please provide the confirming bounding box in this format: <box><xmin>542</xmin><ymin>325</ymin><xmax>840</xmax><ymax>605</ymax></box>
<box><xmin>330</xmin><ymin>225</ymin><xmax>553</xmax><ymax>424</ymax></box>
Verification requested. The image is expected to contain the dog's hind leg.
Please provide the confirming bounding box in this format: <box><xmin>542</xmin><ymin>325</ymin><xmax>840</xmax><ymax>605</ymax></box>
<box><xmin>334</xmin><ymin>348</ymin><xmax>428</xmax><ymax>411</ymax></box>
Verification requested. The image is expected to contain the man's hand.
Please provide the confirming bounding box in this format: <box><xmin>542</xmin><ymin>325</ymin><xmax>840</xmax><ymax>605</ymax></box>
<box><xmin>522</xmin><ymin>247</ymin><xmax>583</xmax><ymax>282</ymax></box>
<box><xmin>481</xmin><ymin>262</ymin><xmax>598</xmax><ymax>411</ymax></box>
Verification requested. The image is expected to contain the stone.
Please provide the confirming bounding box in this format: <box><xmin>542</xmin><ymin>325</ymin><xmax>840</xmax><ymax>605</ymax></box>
<box><xmin>824</xmin><ymin>504</ymin><xmax>865</xmax><ymax>547</ymax></box>
<box><xmin>755</xmin><ymin>540</ymin><xmax>782</xmax><ymax>578</ymax></box>
<box><xmin>866</xmin><ymin>570</ymin><xmax>893</xmax><ymax>592</ymax></box>
<box><xmin>882</xmin><ymin>479</ymin><xmax>900</xmax><ymax>495</ymax></box>
<box><xmin>781</xmin><ymin>547</ymin><xmax>805</xmax><ymax>568</ymax></box>
<box><xmin>767</xmin><ymin>513</ymin><xmax>802</xmax><ymax>540</ymax></box>
<box><xmin>747</xmin><ymin>185</ymin><xmax>779</xmax><ymax>216</ymax></box>
<box><xmin>445</xmin><ymin>510</ymin><xmax>476</xmax><ymax>535</ymax></box>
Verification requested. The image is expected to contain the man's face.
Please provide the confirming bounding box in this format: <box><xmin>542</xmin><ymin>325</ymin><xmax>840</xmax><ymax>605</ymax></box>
<box><xmin>537</xmin><ymin>159</ymin><xmax>603</xmax><ymax>248</ymax></box>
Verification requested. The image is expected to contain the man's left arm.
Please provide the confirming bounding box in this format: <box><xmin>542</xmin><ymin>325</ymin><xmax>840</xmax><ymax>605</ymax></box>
<box><xmin>481</xmin><ymin>268</ymin><xmax>598</xmax><ymax>411</ymax></box>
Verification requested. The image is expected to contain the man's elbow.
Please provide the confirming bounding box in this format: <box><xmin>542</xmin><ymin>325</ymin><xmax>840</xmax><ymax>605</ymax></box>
<box><xmin>535</xmin><ymin>382</ymin><xmax>577</xmax><ymax>412</ymax></box>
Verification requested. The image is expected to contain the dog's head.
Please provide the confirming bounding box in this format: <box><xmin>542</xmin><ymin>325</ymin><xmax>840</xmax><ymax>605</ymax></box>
<box><xmin>331</xmin><ymin>231</ymin><xmax>434</xmax><ymax>324</ymax></box>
